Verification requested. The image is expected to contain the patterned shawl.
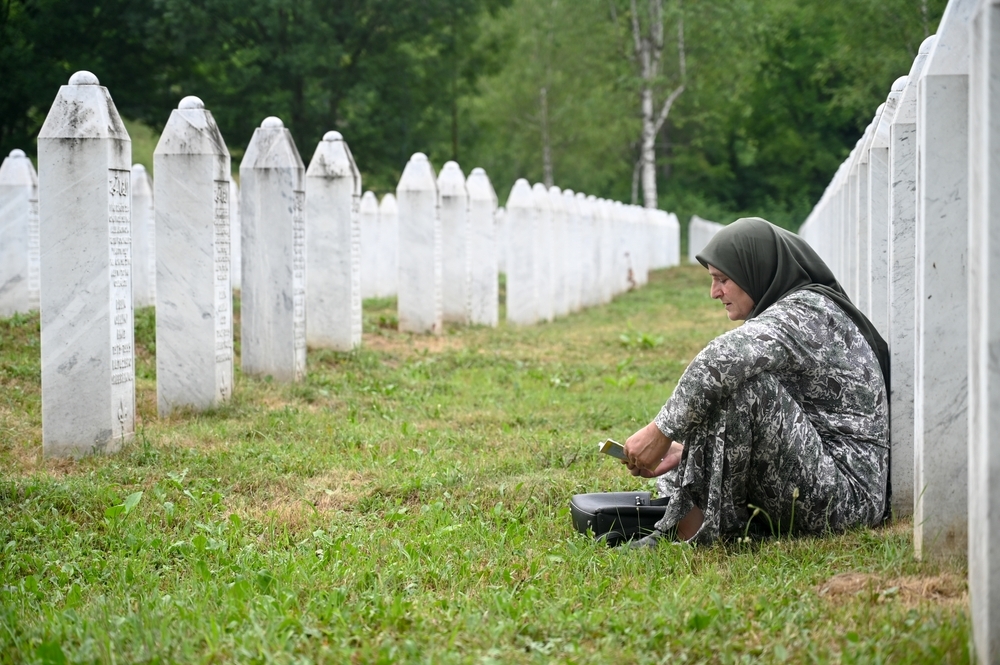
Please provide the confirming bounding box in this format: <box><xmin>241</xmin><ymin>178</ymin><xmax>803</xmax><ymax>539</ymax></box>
<box><xmin>695</xmin><ymin>217</ymin><xmax>890</xmax><ymax>390</ymax></box>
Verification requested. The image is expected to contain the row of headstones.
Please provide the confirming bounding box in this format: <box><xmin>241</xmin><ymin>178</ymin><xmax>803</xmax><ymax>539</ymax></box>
<box><xmin>798</xmin><ymin>0</ymin><xmax>997</xmax><ymax>659</ymax></box>
<box><xmin>9</xmin><ymin>71</ymin><xmax>685</xmax><ymax>459</ymax></box>
<box><xmin>687</xmin><ymin>215</ymin><xmax>724</xmax><ymax>264</ymax></box>
<box><xmin>464</xmin><ymin>177</ymin><xmax>681</xmax><ymax>327</ymax></box>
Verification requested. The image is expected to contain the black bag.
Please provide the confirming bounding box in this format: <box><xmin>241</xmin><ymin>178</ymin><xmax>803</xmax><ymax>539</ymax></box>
<box><xmin>570</xmin><ymin>491</ymin><xmax>669</xmax><ymax>546</ymax></box>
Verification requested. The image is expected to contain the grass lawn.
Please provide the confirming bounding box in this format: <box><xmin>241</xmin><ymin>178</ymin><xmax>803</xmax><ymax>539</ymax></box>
<box><xmin>0</xmin><ymin>265</ymin><xmax>969</xmax><ymax>663</ymax></box>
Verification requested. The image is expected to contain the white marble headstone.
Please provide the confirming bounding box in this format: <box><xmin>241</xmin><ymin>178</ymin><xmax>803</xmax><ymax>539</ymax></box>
<box><xmin>131</xmin><ymin>164</ymin><xmax>155</xmax><ymax>308</ymax></box>
<box><xmin>305</xmin><ymin>131</ymin><xmax>361</xmax><ymax>351</ymax></box>
<box><xmin>240</xmin><ymin>116</ymin><xmax>307</xmax><ymax>382</ymax></box>
<box><xmin>37</xmin><ymin>71</ymin><xmax>134</xmax><ymax>457</ymax></box>
<box><xmin>153</xmin><ymin>95</ymin><xmax>234</xmax><ymax>415</ymax></box>
<box><xmin>596</xmin><ymin>199</ymin><xmax>614</xmax><ymax>303</ymax></box>
<box><xmin>396</xmin><ymin>153</ymin><xmax>442</xmax><ymax>334</ymax></box>
<box><xmin>466</xmin><ymin>168</ymin><xmax>498</xmax><ymax>327</ymax></box>
<box><xmin>438</xmin><ymin>161</ymin><xmax>470</xmax><ymax>324</ymax></box>
<box><xmin>868</xmin><ymin>79</ymin><xmax>905</xmax><ymax>340</ymax></box>
<box><xmin>229</xmin><ymin>179</ymin><xmax>241</xmax><ymax>291</ymax></box>
<box><xmin>562</xmin><ymin>189</ymin><xmax>582</xmax><ymax>313</ymax></box>
<box><xmin>532</xmin><ymin>183</ymin><xmax>554</xmax><ymax>321</ymax></box>
<box><xmin>0</xmin><ymin>149</ymin><xmax>39</xmax><ymax>316</ymax></box>
<box><xmin>548</xmin><ymin>186</ymin><xmax>568</xmax><ymax>318</ymax></box>
<box><xmin>913</xmin><ymin>0</ymin><xmax>976</xmax><ymax>562</ymax></box>
<box><xmin>495</xmin><ymin>206</ymin><xmax>507</xmax><ymax>275</ymax></box>
<box><xmin>378</xmin><ymin>193</ymin><xmax>399</xmax><ymax>298</ymax></box>
<box><xmin>967</xmin><ymin>2</ymin><xmax>1000</xmax><ymax>659</ymax></box>
<box><xmin>359</xmin><ymin>191</ymin><xmax>379</xmax><ymax>298</ymax></box>
<box><xmin>505</xmin><ymin>179</ymin><xmax>536</xmax><ymax>325</ymax></box>
<box><xmin>575</xmin><ymin>192</ymin><xmax>597</xmax><ymax>308</ymax></box>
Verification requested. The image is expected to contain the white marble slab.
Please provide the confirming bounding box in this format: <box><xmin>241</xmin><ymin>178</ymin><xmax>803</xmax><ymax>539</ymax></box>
<box><xmin>305</xmin><ymin>131</ymin><xmax>361</xmax><ymax>351</ymax></box>
<box><xmin>153</xmin><ymin>95</ymin><xmax>233</xmax><ymax>415</ymax></box>
<box><xmin>968</xmin><ymin>1</ymin><xmax>1000</xmax><ymax>659</ymax></box>
<box><xmin>532</xmin><ymin>183</ymin><xmax>554</xmax><ymax>321</ymax></box>
<box><xmin>547</xmin><ymin>186</ymin><xmax>568</xmax><ymax>318</ymax></box>
<box><xmin>688</xmin><ymin>215</ymin><xmax>724</xmax><ymax>266</ymax></box>
<box><xmin>597</xmin><ymin>198</ymin><xmax>614</xmax><ymax>303</ymax></box>
<box><xmin>914</xmin><ymin>0</ymin><xmax>977</xmax><ymax>561</ymax></box>
<box><xmin>495</xmin><ymin>206</ymin><xmax>507</xmax><ymax>275</ymax></box>
<box><xmin>888</xmin><ymin>38</ymin><xmax>933</xmax><ymax>521</ymax></box>
<box><xmin>868</xmin><ymin>80</ymin><xmax>906</xmax><ymax>340</ymax></box>
<box><xmin>0</xmin><ymin>149</ymin><xmax>38</xmax><ymax>316</ymax></box>
<box><xmin>131</xmin><ymin>164</ymin><xmax>155</xmax><ymax>308</ymax></box>
<box><xmin>378</xmin><ymin>193</ymin><xmax>399</xmax><ymax>298</ymax></box>
<box><xmin>505</xmin><ymin>179</ymin><xmax>536</xmax><ymax>325</ymax></box>
<box><xmin>240</xmin><ymin>116</ymin><xmax>306</xmax><ymax>382</ymax></box>
<box><xmin>575</xmin><ymin>192</ymin><xmax>597</xmax><ymax>308</ymax></box>
<box><xmin>37</xmin><ymin>71</ymin><xmax>134</xmax><ymax>457</ymax></box>
<box><xmin>438</xmin><ymin>161</ymin><xmax>470</xmax><ymax>323</ymax></box>
<box><xmin>466</xmin><ymin>167</ymin><xmax>498</xmax><ymax>326</ymax></box>
<box><xmin>396</xmin><ymin>153</ymin><xmax>442</xmax><ymax>334</ymax></box>
<box><xmin>359</xmin><ymin>190</ymin><xmax>379</xmax><ymax>299</ymax></box>
<box><xmin>856</xmin><ymin>120</ymin><xmax>876</xmax><ymax>315</ymax></box>
<box><xmin>229</xmin><ymin>179</ymin><xmax>241</xmax><ymax>291</ymax></box>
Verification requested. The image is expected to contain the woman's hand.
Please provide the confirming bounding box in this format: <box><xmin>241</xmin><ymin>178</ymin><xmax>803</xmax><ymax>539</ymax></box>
<box><xmin>622</xmin><ymin>421</ymin><xmax>683</xmax><ymax>477</ymax></box>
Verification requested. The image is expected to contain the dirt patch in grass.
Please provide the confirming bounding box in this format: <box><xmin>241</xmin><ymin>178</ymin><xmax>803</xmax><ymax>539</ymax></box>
<box><xmin>818</xmin><ymin>571</ymin><xmax>967</xmax><ymax>608</ymax></box>
<box><xmin>363</xmin><ymin>331</ymin><xmax>465</xmax><ymax>356</ymax></box>
<box><xmin>240</xmin><ymin>468</ymin><xmax>369</xmax><ymax>527</ymax></box>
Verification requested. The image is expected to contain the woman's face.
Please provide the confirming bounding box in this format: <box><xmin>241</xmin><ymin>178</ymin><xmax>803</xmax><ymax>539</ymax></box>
<box><xmin>707</xmin><ymin>265</ymin><xmax>755</xmax><ymax>321</ymax></box>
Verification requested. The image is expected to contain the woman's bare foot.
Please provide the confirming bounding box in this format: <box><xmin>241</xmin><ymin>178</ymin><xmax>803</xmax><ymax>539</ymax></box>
<box><xmin>677</xmin><ymin>506</ymin><xmax>704</xmax><ymax>541</ymax></box>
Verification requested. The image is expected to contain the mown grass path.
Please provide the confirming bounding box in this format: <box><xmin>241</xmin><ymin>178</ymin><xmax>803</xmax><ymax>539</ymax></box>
<box><xmin>0</xmin><ymin>266</ymin><xmax>969</xmax><ymax>663</ymax></box>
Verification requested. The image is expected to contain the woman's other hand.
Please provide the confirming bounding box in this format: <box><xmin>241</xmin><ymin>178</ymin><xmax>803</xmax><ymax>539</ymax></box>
<box><xmin>622</xmin><ymin>421</ymin><xmax>682</xmax><ymax>477</ymax></box>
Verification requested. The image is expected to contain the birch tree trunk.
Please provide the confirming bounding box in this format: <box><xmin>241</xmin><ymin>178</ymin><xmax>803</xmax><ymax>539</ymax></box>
<box><xmin>616</xmin><ymin>0</ymin><xmax>686</xmax><ymax>209</ymax></box>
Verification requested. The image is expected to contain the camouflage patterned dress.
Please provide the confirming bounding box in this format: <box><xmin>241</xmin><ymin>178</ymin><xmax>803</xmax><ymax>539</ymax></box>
<box><xmin>652</xmin><ymin>289</ymin><xmax>889</xmax><ymax>544</ymax></box>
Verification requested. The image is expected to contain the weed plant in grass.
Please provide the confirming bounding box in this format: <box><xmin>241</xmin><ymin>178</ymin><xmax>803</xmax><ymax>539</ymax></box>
<box><xmin>0</xmin><ymin>266</ymin><xmax>969</xmax><ymax>663</ymax></box>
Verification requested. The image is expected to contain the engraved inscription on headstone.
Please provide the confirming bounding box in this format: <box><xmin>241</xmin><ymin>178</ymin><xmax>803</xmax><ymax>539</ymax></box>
<box><xmin>27</xmin><ymin>195</ymin><xmax>39</xmax><ymax>307</ymax></box>
<box><xmin>292</xmin><ymin>190</ymin><xmax>306</xmax><ymax>380</ymax></box>
<box><xmin>108</xmin><ymin>169</ymin><xmax>134</xmax><ymax>441</ymax></box>
<box><xmin>214</xmin><ymin>180</ymin><xmax>233</xmax><ymax>399</ymax></box>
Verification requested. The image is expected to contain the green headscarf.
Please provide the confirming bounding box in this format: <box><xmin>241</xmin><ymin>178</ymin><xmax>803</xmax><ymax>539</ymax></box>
<box><xmin>695</xmin><ymin>217</ymin><xmax>890</xmax><ymax>390</ymax></box>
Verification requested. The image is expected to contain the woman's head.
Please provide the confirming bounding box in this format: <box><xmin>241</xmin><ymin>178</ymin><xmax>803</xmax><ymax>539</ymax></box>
<box><xmin>695</xmin><ymin>217</ymin><xmax>841</xmax><ymax>320</ymax></box>
<box><xmin>707</xmin><ymin>264</ymin><xmax>755</xmax><ymax>320</ymax></box>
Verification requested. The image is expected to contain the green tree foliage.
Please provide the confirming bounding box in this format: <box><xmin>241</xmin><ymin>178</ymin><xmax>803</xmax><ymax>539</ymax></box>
<box><xmin>151</xmin><ymin>0</ymin><xmax>508</xmax><ymax>191</ymax></box>
<box><xmin>0</xmin><ymin>0</ymin><xmax>180</xmax><ymax>153</ymax></box>
<box><xmin>1</xmin><ymin>0</ymin><xmax>947</xmax><ymax>226</ymax></box>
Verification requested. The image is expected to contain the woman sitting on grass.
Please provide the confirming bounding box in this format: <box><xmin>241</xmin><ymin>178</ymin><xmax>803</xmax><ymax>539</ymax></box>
<box><xmin>623</xmin><ymin>217</ymin><xmax>890</xmax><ymax>547</ymax></box>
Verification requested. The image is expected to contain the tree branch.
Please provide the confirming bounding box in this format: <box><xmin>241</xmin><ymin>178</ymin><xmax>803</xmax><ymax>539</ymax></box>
<box><xmin>652</xmin><ymin>83</ymin><xmax>684</xmax><ymax>134</ymax></box>
<box><xmin>677</xmin><ymin>0</ymin><xmax>686</xmax><ymax>82</ymax></box>
<box><xmin>629</xmin><ymin>0</ymin><xmax>643</xmax><ymax>73</ymax></box>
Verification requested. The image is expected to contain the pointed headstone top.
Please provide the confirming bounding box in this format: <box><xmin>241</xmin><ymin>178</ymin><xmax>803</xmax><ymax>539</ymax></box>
<box><xmin>466</xmin><ymin>167</ymin><xmax>496</xmax><ymax>204</ymax></box>
<box><xmin>178</xmin><ymin>96</ymin><xmax>205</xmax><ymax>110</ymax></box>
<box><xmin>438</xmin><ymin>161</ymin><xmax>467</xmax><ymax>197</ymax></box>
<box><xmin>397</xmin><ymin>153</ymin><xmax>437</xmax><ymax>192</ymax></box>
<box><xmin>360</xmin><ymin>190</ymin><xmax>378</xmax><ymax>213</ymax></box>
<box><xmin>507</xmin><ymin>179</ymin><xmax>532</xmax><ymax>209</ymax></box>
<box><xmin>69</xmin><ymin>71</ymin><xmax>99</xmax><ymax>85</ymax></box>
<box><xmin>0</xmin><ymin>148</ymin><xmax>37</xmax><ymax>186</ymax></box>
<box><xmin>306</xmin><ymin>131</ymin><xmax>359</xmax><ymax>186</ymax></box>
<box><xmin>379</xmin><ymin>192</ymin><xmax>398</xmax><ymax>214</ymax></box>
<box><xmin>156</xmin><ymin>95</ymin><xmax>229</xmax><ymax>158</ymax></box>
<box><xmin>39</xmin><ymin>72</ymin><xmax>129</xmax><ymax>141</ymax></box>
<box><xmin>533</xmin><ymin>182</ymin><xmax>552</xmax><ymax>210</ymax></box>
<box><xmin>241</xmin><ymin>117</ymin><xmax>303</xmax><ymax>171</ymax></box>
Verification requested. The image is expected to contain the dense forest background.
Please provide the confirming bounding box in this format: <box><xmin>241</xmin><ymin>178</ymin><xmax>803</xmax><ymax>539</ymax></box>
<box><xmin>1</xmin><ymin>0</ymin><xmax>945</xmax><ymax>229</ymax></box>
